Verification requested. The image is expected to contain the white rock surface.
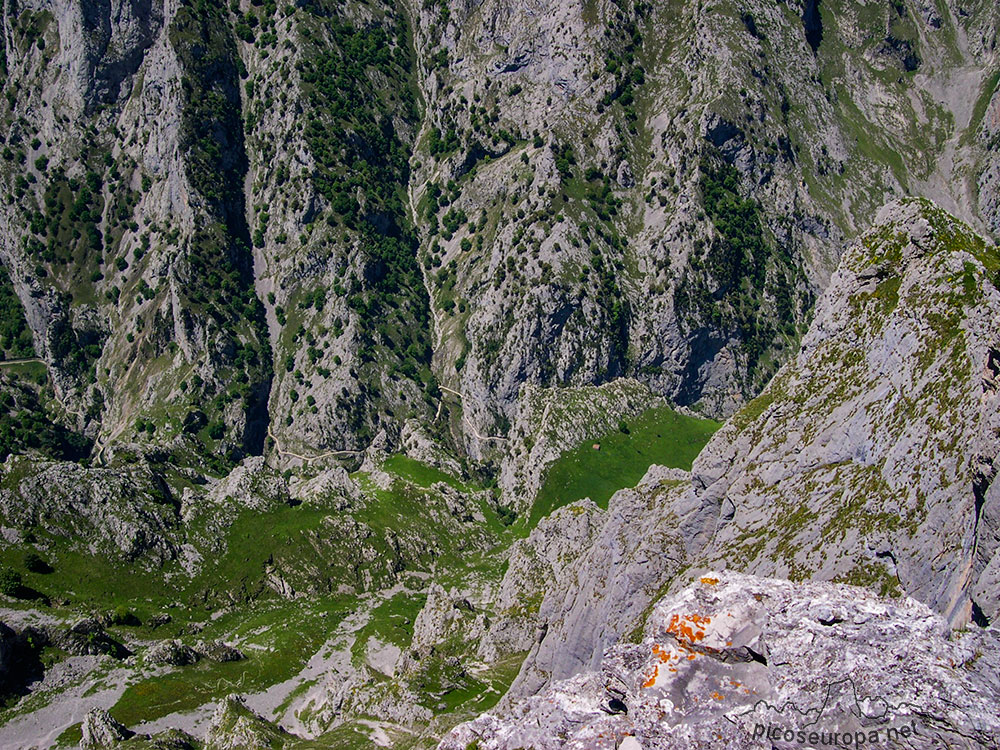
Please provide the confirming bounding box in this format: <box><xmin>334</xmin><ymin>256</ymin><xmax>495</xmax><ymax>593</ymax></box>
<box><xmin>439</xmin><ymin>573</ymin><xmax>1000</xmax><ymax>750</ymax></box>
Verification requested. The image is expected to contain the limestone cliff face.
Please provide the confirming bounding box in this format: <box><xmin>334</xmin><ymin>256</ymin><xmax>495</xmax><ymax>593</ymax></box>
<box><xmin>497</xmin><ymin>466</ymin><xmax>690</xmax><ymax>703</ymax></box>
<box><xmin>1</xmin><ymin>3</ymin><xmax>1000</xmax><ymax>744</ymax></box>
<box><xmin>686</xmin><ymin>199</ymin><xmax>1000</xmax><ymax>627</ymax></box>
<box><xmin>410</xmin><ymin>0</ymin><xmax>1000</xmax><ymax>457</ymax></box>
<box><xmin>3</xmin><ymin>0</ymin><xmax>999</xmax><ymax>472</ymax></box>
<box><xmin>492</xmin><ymin>200</ymin><xmax>1000</xmax><ymax>704</ymax></box>
<box><xmin>0</xmin><ymin>0</ymin><xmax>272</xmax><ymax>465</ymax></box>
<box><xmin>0</xmin><ymin>0</ymin><xmax>434</xmax><ymax>470</ymax></box>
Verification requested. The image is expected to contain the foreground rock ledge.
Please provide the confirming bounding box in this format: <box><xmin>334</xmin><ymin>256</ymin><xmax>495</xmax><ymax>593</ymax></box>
<box><xmin>438</xmin><ymin>573</ymin><xmax>1000</xmax><ymax>750</ymax></box>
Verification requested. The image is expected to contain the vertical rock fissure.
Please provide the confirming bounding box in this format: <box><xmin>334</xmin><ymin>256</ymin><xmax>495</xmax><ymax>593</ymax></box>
<box><xmin>803</xmin><ymin>0</ymin><xmax>823</xmax><ymax>53</ymax></box>
<box><xmin>170</xmin><ymin>0</ymin><xmax>272</xmax><ymax>458</ymax></box>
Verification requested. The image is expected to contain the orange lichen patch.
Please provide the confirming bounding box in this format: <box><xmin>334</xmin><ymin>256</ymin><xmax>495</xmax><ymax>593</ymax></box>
<box><xmin>687</xmin><ymin>653</ymin><xmax>696</xmax><ymax>660</ymax></box>
<box><xmin>666</xmin><ymin>613</ymin><xmax>712</xmax><ymax>644</ymax></box>
<box><xmin>642</xmin><ymin>664</ymin><xmax>660</xmax><ymax>688</ymax></box>
<box><xmin>730</xmin><ymin>680</ymin><xmax>742</xmax><ymax>688</ymax></box>
<box><xmin>700</xmin><ymin>576</ymin><xmax>719</xmax><ymax>585</ymax></box>
<box><xmin>711</xmin><ymin>692</ymin><xmax>725</xmax><ymax>701</ymax></box>
<box><xmin>651</xmin><ymin>643</ymin><xmax>680</xmax><ymax>666</ymax></box>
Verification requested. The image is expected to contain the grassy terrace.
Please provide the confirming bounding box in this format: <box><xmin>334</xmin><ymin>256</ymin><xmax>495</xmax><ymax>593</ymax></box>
<box><xmin>527</xmin><ymin>404</ymin><xmax>719</xmax><ymax>529</ymax></box>
<box><xmin>0</xmin><ymin>449</ymin><xmax>524</xmax><ymax>747</ymax></box>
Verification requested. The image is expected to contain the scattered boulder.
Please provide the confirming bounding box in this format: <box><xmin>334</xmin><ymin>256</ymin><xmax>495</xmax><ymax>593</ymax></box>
<box><xmin>80</xmin><ymin>708</ymin><xmax>134</xmax><ymax>749</ymax></box>
<box><xmin>179</xmin><ymin>621</ymin><xmax>206</xmax><ymax>635</ymax></box>
<box><xmin>204</xmin><ymin>694</ymin><xmax>290</xmax><ymax>750</ymax></box>
<box><xmin>194</xmin><ymin>640</ymin><xmax>244</xmax><ymax>663</ymax></box>
<box><xmin>148</xmin><ymin>613</ymin><xmax>172</xmax><ymax>629</ymax></box>
<box><xmin>146</xmin><ymin>639</ymin><xmax>199</xmax><ymax>667</ymax></box>
<box><xmin>56</xmin><ymin>619</ymin><xmax>130</xmax><ymax>659</ymax></box>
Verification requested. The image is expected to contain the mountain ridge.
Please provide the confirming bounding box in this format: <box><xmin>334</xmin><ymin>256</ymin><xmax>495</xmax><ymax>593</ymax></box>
<box><xmin>0</xmin><ymin>0</ymin><xmax>999</xmax><ymax>747</ymax></box>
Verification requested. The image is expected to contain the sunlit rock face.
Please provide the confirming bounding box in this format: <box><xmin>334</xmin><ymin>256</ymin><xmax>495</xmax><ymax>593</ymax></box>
<box><xmin>438</xmin><ymin>572</ymin><xmax>1000</xmax><ymax>750</ymax></box>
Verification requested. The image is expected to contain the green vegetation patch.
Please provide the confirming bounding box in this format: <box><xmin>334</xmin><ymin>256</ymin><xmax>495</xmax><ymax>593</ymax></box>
<box><xmin>112</xmin><ymin>597</ymin><xmax>354</xmax><ymax>727</ymax></box>
<box><xmin>0</xmin><ymin>380</ymin><xmax>91</xmax><ymax>462</ymax></box>
<box><xmin>382</xmin><ymin>455</ymin><xmax>469</xmax><ymax>492</ymax></box>
<box><xmin>0</xmin><ymin>265</ymin><xmax>34</xmax><ymax>359</ymax></box>
<box><xmin>351</xmin><ymin>590</ymin><xmax>427</xmax><ymax>664</ymax></box>
<box><xmin>676</xmin><ymin>158</ymin><xmax>811</xmax><ymax>394</ymax></box>
<box><xmin>529</xmin><ymin>404</ymin><xmax>719</xmax><ymax>528</ymax></box>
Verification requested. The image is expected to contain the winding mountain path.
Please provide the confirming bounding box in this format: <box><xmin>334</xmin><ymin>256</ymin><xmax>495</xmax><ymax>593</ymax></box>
<box><xmin>438</xmin><ymin>385</ymin><xmax>508</xmax><ymax>442</ymax></box>
<box><xmin>266</xmin><ymin>424</ymin><xmax>363</xmax><ymax>462</ymax></box>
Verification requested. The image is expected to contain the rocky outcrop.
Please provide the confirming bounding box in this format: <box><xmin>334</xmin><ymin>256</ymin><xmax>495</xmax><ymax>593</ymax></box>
<box><xmin>80</xmin><ymin>709</ymin><xmax>198</xmax><ymax>749</ymax></box>
<box><xmin>475</xmin><ymin>499</ymin><xmax>603</xmax><ymax>665</ymax></box>
<box><xmin>145</xmin><ymin>639</ymin><xmax>198</xmax><ymax>667</ymax></box>
<box><xmin>500</xmin><ymin>466</ymin><xmax>690</xmax><ymax>703</ymax></box>
<box><xmin>57</xmin><ymin>618</ymin><xmax>130</xmax><ymax>659</ymax></box>
<box><xmin>80</xmin><ymin>708</ymin><xmax>134</xmax><ymax>749</ymax></box>
<box><xmin>439</xmin><ymin>573</ymin><xmax>1000</xmax><ymax>750</ymax></box>
<box><xmin>682</xmin><ymin>199</ymin><xmax>1000</xmax><ymax>627</ymax></box>
<box><xmin>497</xmin><ymin>199</ymin><xmax>1000</xmax><ymax>704</ymax></box>
<box><xmin>193</xmin><ymin>640</ymin><xmax>243</xmax><ymax>663</ymax></box>
<box><xmin>0</xmin><ymin>456</ymin><xmax>180</xmax><ymax>565</ymax></box>
<box><xmin>203</xmin><ymin>694</ymin><xmax>289</xmax><ymax>750</ymax></box>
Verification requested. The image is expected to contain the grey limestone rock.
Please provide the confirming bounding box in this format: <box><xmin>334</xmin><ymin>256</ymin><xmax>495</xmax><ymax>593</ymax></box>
<box><xmin>493</xmin><ymin>200</ymin><xmax>1000</xmax><ymax>711</ymax></box>
<box><xmin>681</xmin><ymin>199</ymin><xmax>1000</xmax><ymax>627</ymax></box>
<box><xmin>203</xmin><ymin>694</ymin><xmax>289</xmax><ymax>750</ymax></box>
<box><xmin>57</xmin><ymin>618</ymin><xmax>129</xmax><ymax>659</ymax></box>
<box><xmin>439</xmin><ymin>573</ymin><xmax>1000</xmax><ymax>750</ymax></box>
<box><xmin>146</xmin><ymin>639</ymin><xmax>198</xmax><ymax>667</ymax></box>
<box><xmin>80</xmin><ymin>707</ymin><xmax>134</xmax><ymax>749</ymax></box>
<box><xmin>193</xmin><ymin>640</ymin><xmax>244</xmax><ymax>664</ymax></box>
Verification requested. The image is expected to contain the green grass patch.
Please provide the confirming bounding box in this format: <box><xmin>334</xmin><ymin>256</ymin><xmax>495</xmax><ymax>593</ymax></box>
<box><xmin>381</xmin><ymin>455</ymin><xmax>468</xmax><ymax>492</ymax></box>
<box><xmin>54</xmin><ymin>723</ymin><xmax>82</xmax><ymax>748</ymax></box>
<box><xmin>528</xmin><ymin>404</ymin><xmax>719</xmax><ymax>528</ymax></box>
<box><xmin>186</xmin><ymin>501</ymin><xmax>361</xmax><ymax>601</ymax></box>
<box><xmin>351</xmin><ymin>590</ymin><xmax>427</xmax><ymax>664</ymax></box>
<box><xmin>0</xmin><ymin>360</ymin><xmax>48</xmax><ymax>381</ymax></box>
<box><xmin>111</xmin><ymin>597</ymin><xmax>353</xmax><ymax>727</ymax></box>
<box><xmin>964</xmin><ymin>68</ymin><xmax>1000</xmax><ymax>146</ymax></box>
<box><xmin>0</xmin><ymin>538</ymin><xmax>183</xmax><ymax>624</ymax></box>
<box><xmin>411</xmin><ymin>650</ymin><xmax>526</xmax><ymax>714</ymax></box>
